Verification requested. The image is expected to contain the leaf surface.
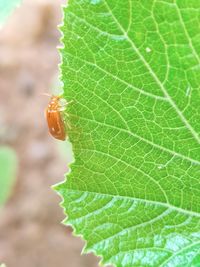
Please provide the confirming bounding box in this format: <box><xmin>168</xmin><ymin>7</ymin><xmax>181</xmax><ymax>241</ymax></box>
<box><xmin>55</xmin><ymin>0</ymin><xmax>200</xmax><ymax>266</ymax></box>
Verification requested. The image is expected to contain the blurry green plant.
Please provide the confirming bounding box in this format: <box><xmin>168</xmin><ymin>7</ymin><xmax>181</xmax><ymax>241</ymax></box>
<box><xmin>0</xmin><ymin>147</ymin><xmax>17</xmax><ymax>206</ymax></box>
<box><xmin>0</xmin><ymin>264</ymin><xmax>6</xmax><ymax>267</ymax></box>
<box><xmin>55</xmin><ymin>0</ymin><xmax>200</xmax><ymax>266</ymax></box>
<box><xmin>0</xmin><ymin>0</ymin><xmax>21</xmax><ymax>27</ymax></box>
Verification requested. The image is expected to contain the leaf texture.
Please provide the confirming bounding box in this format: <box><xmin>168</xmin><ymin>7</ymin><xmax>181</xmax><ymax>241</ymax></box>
<box><xmin>55</xmin><ymin>0</ymin><xmax>200</xmax><ymax>266</ymax></box>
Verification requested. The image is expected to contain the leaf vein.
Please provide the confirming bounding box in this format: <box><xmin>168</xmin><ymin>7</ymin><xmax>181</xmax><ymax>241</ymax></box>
<box><xmin>65</xmin><ymin>50</ymin><xmax>167</xmax><ymax>101</ymax></box>
<box><xmin>65</xmin><ymin>189</ymin><xmax>200</xmax><ymax>218</ymax></box>
<box><xmin>77</xmin><ymin>148</ymin><xmax>169</xmax><ymax>203</ymax></box>
<box><xmin>90</xmin><ymin>209</ymin><xmax>171</xmax><ymax>248</ymax></box>
<box><xmin>71</xmin><ymin>115</ymin><xmax>200</xmax><ymax>165</ymax></box>
<box><xmin>160</xmin><ymin>240</ymin><xmax>200</xmax><ymax>267</ymax></box>
<box><xmin>104</xmin><ymin>0</ymin><xmax>200</xmax><ymax>144</ymax></box>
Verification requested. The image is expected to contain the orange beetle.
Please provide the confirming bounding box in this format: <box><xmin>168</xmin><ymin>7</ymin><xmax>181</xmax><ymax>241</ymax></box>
<box><xmin>45</xmin><ymin>95</ymin><xmax>67</xmax><ymax>141</ymax></box>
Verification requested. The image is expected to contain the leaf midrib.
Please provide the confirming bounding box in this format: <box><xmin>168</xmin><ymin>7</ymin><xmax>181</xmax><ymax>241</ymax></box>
<box><xmin>65</xmin><ymin>188</ymin><xmax>200</xmax><ymax>218</ymax></box>
<box><xmin>65</xmin><ymin>49</ymin><xmax>167</xmax><ymax>101</ymax></box>
<box><xmin>104</xmin><ymin>0</ymin><xmax>200</xmax><ymax>144</ymax></box>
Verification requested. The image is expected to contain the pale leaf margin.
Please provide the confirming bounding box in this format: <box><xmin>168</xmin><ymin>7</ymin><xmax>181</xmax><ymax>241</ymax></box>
<box><xmin>53</xmin><ymin>1</ymin><xmax>106</xmax><ymax>265</ymax></box>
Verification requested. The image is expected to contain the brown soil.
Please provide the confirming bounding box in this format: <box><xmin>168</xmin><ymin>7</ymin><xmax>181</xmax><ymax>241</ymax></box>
<box><xmin>0</xmin><ymin>1</ymin><xmax>99</xmax><ymax>266</ymax></box>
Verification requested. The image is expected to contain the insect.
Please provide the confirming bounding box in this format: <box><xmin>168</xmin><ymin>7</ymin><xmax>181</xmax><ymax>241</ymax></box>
<box><xmin>45</xmin><ymin>95</ymin><xmax>68</xmax><ymax>141</ymax></box>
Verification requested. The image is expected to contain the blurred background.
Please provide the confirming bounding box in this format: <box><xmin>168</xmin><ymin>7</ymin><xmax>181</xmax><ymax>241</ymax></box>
<box><xmin>0</xmin><ymin>0</ymin><xmax>99</xmax><ymax>266</ymax></box>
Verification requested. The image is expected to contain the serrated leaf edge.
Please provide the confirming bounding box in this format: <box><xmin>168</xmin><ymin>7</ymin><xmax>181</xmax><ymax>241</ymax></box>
<box><xmin>53</xmin><ymin>2</ymin><xmax>116</xmax><ymax>266</ymax></box>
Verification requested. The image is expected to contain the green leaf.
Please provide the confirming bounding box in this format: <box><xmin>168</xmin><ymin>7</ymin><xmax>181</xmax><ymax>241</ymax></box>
<box><xmin>0</xmin><ymin>0</ymin><xmax>21</xmax><ymax>27</ymax></box>
<box><xmin>0</xmin><ymin>147</ymin><xmax>17</xmax><ymax>206</ymax></box>
<box><xmin>55</xmin><ymin>0</ymin><xmax>200</xmax><ymax>266</ymax></box>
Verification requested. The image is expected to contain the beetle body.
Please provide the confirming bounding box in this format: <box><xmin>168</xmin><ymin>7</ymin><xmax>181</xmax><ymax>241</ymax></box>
<box><xmin>46</xmin><ymin>95</ymin><xmax>66</xmax><ymax>141</ymax></box>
